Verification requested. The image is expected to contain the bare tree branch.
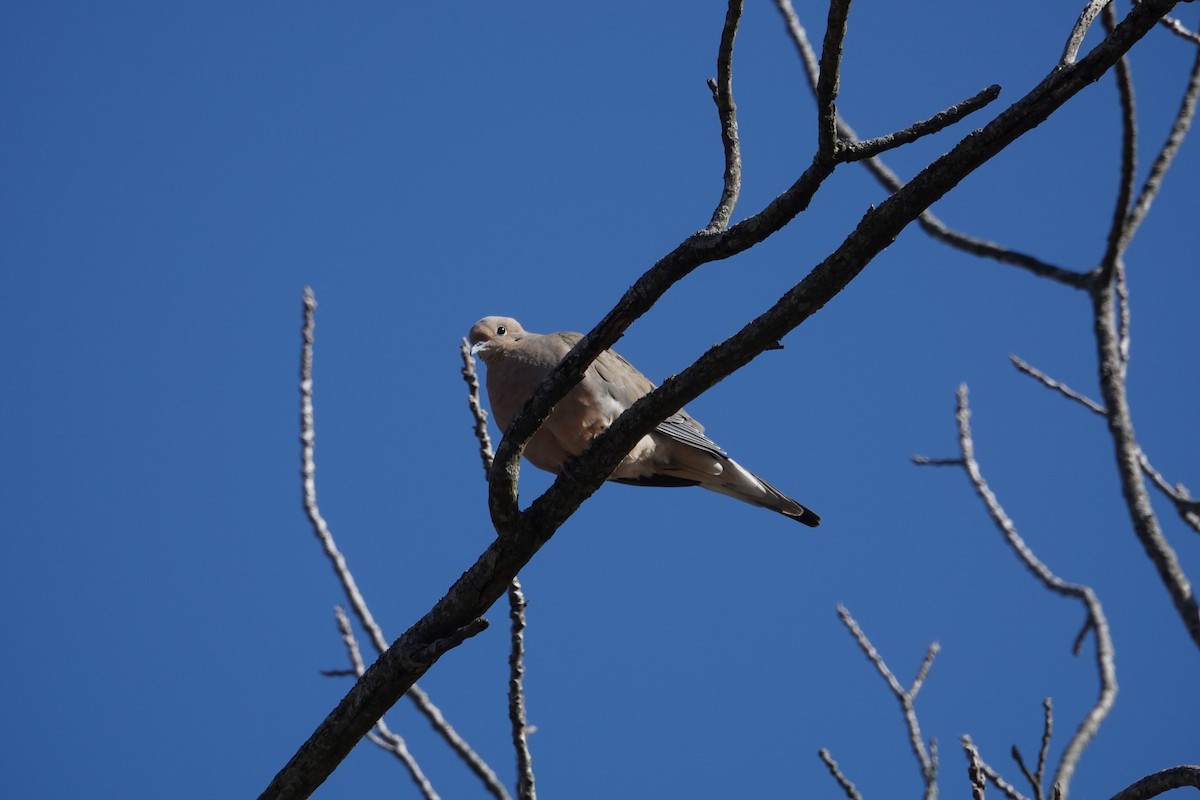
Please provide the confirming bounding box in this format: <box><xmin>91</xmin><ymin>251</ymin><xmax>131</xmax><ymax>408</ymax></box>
<box><xmin>1115</xmin><ymin>257</ymin><xmax>1132</xmax><ymax>366</ymax></box>
<box><xmin>461</xmin><ymin>338</ymin><xmax>495</xmax><ymax>481</ymax></box>
<box><xmin>262</xmin><ymin>5</ymin><xmax>1185</xmax><ymax>797</ymax></box>
<box><xmin>819</xmin><ymin>748</ymin><xmax>864</xmax><ymax>800</ymax></box>
<box><xmin>705</xmin><ymin>0</ymin><xmax>743</xmax><ymax>232</ymax></box>
<box><xmin>840</xmin><ymin>85</ymin><xmax>1002</xmax><ymax>162</ymax></box>
<box><xmin>1062</xmin><ymin>0</ymin><xmax>1114</xmax><ymax>66</ymax></box>
<box><xmin>916</xmin><ymin>385</ymin><xmax>1118</xmax><ymax>799</ymax></box>
<box><xmin>462</xmin><ymin>343</ymin><xmax>537</xmax><ymax>799</ymax></box>
<box><xmin>1099</xmin><ymin>3</ymin><xmax>1138</xmax><ymax>283</ymax></box>
<box><xmin>300</xmin><ymin>288</ymin><xmax>390</xmax><ymax>656</ymax></box>
<box><xmin>816</xmin><ymin>0</ymin><xmax>851</xmax><ymax>157</ymax></box>
<box><xmin>1125</xmin><ymin>38</ymin><xmax>1200</xmax><ymax>244</ymax></box>
<box><xmin>1106</xmin><ymin>765</ymin><xmax>1200</xmax><ymax>800</ymax></box>
<box><xmin>300</xmin><ymin>289</ymin><xmax>512</xmax><ymax>800</ymax></box>
<box><xmin>1008</xmin><ymin>353</ymin><xmax>1200</xmax><ymax>535</ymax></box>
<box><xmin>1009</xmin><ymin>355</ymin><xmax>1107</xmax><ymax>417</ymax></box>
<box><xmin>491</xmin><ymin>0</ymin><xmax>1183</xmax><ymax>544</ymax></box>
<box><xmin>1090</xmin><ymin>270</ymin><xmax>1200</xmax><ymax>650</ymax></box>
<box><xmin>1035</xmin><ymin>698</ymin><xmax>1053</xmax><ymax>800</ymax></box>
<box><xmin>911</xmin><ymin>455</ymin><xmax>966</xmax><ymax>467</ymax></box>
<box><xmin>979</xmin><ymin>757</ymin><xmax>1035</xmax><ymax>800</ymax></box>
<box><xmin>773</xmin><ymin>0</ymin><xmax>1090</xmax><ymax>288</ymax></box>
<box><xmin>507</xmin><ymin>579</ymin><xmax>535</xmax><ymax>800</ymax></box>
<box><xmin>836</xmin><ymin>604</ymin><xmax>939</xmax><ymax>800</ymax></box>
<box><xmin>773</xmin><ymin>0</ymin><xmax>821</xmax><ymax>98</ymax></box>
<box><xmin>1139</xmin><ymin>453</ymin><xmax>1200</xmax><ymax>533</ymax></box>
<box><xmin>965</xmin><ymin>736</ymin><xmax>989</xmax><ymax>800</ymax></box>
<box><xmin>1012</xmin><ymin>698</ymin><xmax>1054</xmax><ymax>800</ymax></box>
<box><xmin>330</xmin><ymin>607</ymin><xmax>441</xmax><ymax>800</ymax></box>
<box><xmin>1156</xmin><ymin>12</ymin><xmax>1200</xmax><ymax>45</ymax></box>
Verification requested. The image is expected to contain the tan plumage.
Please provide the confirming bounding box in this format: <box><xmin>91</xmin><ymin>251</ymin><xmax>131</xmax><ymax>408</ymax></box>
<box><xmin>468</xmin><ymin>316</ymin><xmax>820</xmax><ymax>527</ymax></box>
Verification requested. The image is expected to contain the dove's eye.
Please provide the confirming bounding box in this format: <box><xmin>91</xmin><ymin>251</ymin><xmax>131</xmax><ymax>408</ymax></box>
<box><xmin>496</xmin><ymin>325</ymin><xmax>507</xmax><ymax>336</ymax></box>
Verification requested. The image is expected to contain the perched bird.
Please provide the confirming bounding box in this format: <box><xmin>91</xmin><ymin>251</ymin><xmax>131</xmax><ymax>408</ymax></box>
<box><xmin>468</xmin><ymin>316</ymin><xmax>820</xmax><ymax>526</ymax></box>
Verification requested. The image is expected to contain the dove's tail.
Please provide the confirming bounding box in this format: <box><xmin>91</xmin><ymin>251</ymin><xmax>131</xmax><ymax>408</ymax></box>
<box><xmin>610</xmin><ymin>433</ymin><xmax>821</xmax><ymax>526</ymax></box>
<box><xmin>704</xmin><ymin>456</ymin><xmax>821</xmax><ymax>527</ymax></box>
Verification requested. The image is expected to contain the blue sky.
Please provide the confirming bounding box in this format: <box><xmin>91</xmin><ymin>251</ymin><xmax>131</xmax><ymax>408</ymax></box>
<box><xmin>3</xmin><ymin>2</ymin><xmax>1198</xmax><ymax>798</ymax></box>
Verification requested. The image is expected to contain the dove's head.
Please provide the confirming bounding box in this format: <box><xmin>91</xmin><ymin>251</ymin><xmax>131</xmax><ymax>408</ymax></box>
<box><xmin>468</xmin><ymin>316</ymin><xmax>527</xmax><ymax>363</ymax></box>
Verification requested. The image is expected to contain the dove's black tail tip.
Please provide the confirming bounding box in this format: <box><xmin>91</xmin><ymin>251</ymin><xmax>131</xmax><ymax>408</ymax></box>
<box><xmin>787</xmin><ymin>505</ymin><xmax>821</xmax><ymax>528</ymax></box>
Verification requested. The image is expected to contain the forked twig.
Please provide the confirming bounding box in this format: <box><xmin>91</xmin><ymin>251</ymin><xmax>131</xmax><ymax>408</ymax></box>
<box><xmin>1139</xmin><ymin>455</ymin><xmax>1200</xmax><ymax>533</ymax></box>
<box><xmin>835</xmin><ymin>604</ymin><xmax>940</xmax><ymax>800</ymax></box>
<box><xmin>1008</xmin><ymin>355</ymin><xmax>1200</xmax><ymax>533</ymax></box>
<box><xmin>1012</xmin><ymin>698</ymin><xmax>1054</xmax><ymax>800</ymax></box>
<box><xmin>772</xmin><ymin>0</ymin><xmax>1090</xmax><ymax>289</ymax></box>
<box><xmin>915</xmin><ymin>386</ymin><xmax>1117</xmax><ymax>799</ymax></box>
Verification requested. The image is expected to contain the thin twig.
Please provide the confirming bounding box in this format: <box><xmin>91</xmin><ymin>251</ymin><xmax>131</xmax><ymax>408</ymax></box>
<box><xmin>1013</xmin><ymin>701</ymin><xmax>1053</xmax><ymax>800</ymax></box>
<box><xmin>837</xmin><ymin>604</ymin><xmax>939</xmax><ymax>800</ymax></box>
<box><xmin>1009</xmin><ymin>355</ymin><xmax>1107</xmax><ymax>417</ymax></box>
<box><xmin>1125</xmin><ymin>39</ymin><xmax>1200</xmax><ymax>244</ymax></box>
<box><xmin>461</xmin><ymin>339</ymin><xmax>494</xmax><ymax>479</ymax></box>
<box><xmin>1014</xmin><ymin>747</ymin><xmax>1040</xmax><ymax>800</ymax></box>
<box><xmin>1008</xmin><ymin>355</ymin><xmax>1199</xmax><ymax>531</ymax></box>
<box><xmin>980</xmin><ymin>759</ymin><xmax>1034</xmax><ymax>800</ymax></box>
<box><xmin>300</xmin><ymin>290</ymin><xmax>512</xmax><ymax>800</ymax></box>
<box><xmin>816</xmin><ymin>0</ymin><xmax>852</xmax><ymax>157</ymax></box>
<box><xmin>1139</xmin><ymin>453</ymin><xmax>1200</xmax><ymax>533</ymax></box>
<box><xmin>819</xmin><ymin>748</ymin><xmax>864</xmax><ymax>800</ymax></box>
<box><xmin>910</xmin><ymin>641</ymin><xmax>939</xmax><ymax>697</ymax></box>
<box><xmin>706</xmin><ymin>0</ymin><xmax>743</xmax><ymax>232</ymax></box>
<box><xmin>300</xmin><ymin>288</ymin><xmax>389</xmax><ymax>655</ymax></box>
<box><xmin>1157</xmin><ymin>13</ymin><xmax>1200</xmax><ymax>45</ymax></box>
<box><xmin>1008</xmin><ymin>354</ymin><xmax>1199</xmax><ymax>531</ymax></box>
<box><xmin>330</xmin><ymin>607</ymin><xmax>441</xmax><ymax>800</ymax></box>
<box><xmin>774</xmin><ymin>0</ymin><xmax>821</xmax><ymax>97</ymax></box>
<box><xmin>508</xmin><ymin>579</ymin><xmax>536</xmax><ymax>800</ymax></box>
<box><xmin>1098</xmin><ymin>2</ymin><xmax>1138</xmax><ymax>286</ymax></box>
<box><xmin>1036</xmin><ymin>698</ymin><xmax>1053</xmax><ymax>799</ymax></box>
<box><xmin>911</xmin><ymin>455</ymin><xmax>965</xmax><ymax>466</ymax></box>
<box><xmin>841</xmin><ymin>85</ymin><xmax>1002</xmax><ymax>162</ymax></box>
<box><xmin>1061</xmin><ymin>0</ymin><xmax>1113</xmax><ymax>66</ymax></box>
<box><xmin>965</xmin><ymin>737</ymin><xmax>988</xmax><ymax>800</ymax></box>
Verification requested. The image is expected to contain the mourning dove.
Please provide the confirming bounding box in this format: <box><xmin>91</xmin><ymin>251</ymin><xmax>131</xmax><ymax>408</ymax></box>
<box><xmin>468</xmin><ymin>316</ymin><xmax>820</xmax><ymax>526</ymax></box>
